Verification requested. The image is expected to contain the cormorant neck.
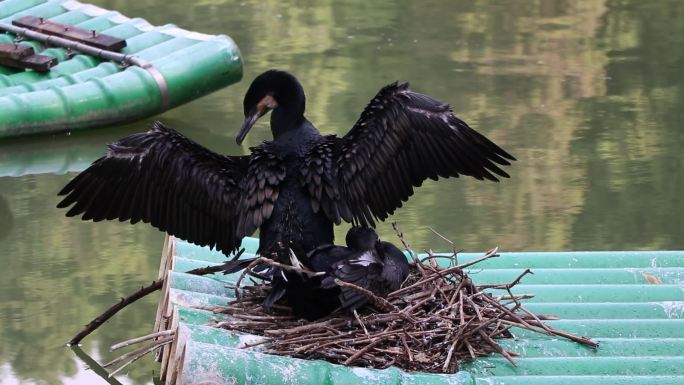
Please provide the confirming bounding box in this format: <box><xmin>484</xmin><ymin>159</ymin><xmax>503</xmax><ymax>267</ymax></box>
<box><xmin>270</xmin><ymin>105</ymin><xmax>307</xmax><ymax>140</ymax></box>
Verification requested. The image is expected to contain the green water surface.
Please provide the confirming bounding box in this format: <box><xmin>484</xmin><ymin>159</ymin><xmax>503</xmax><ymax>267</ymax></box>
<box><xmin>0</xmin><ymin>0</ymin><xmax>683</xmax><ymax>384</ymax></box>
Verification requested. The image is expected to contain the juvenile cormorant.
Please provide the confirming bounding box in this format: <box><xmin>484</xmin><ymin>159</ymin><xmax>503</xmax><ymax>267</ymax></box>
<box><xmin>57</xmin><ymin>69</ymin><xmax>514</xmax><ymax>262</ymax></box>
<box><xmin>224</xmin><ymin>226</ymin><xmax>409</xmax><ymax>320</ymax></box>
<box><xmin>320</xmin><ymin>226</ymin><xmax>409</xmax><ymax>312</ymax></box>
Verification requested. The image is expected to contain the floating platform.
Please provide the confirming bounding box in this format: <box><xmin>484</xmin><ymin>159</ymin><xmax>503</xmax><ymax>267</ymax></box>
<box><xmin>0</xmin><ymin>0</ymin><xmax>242</xmax><ymax>138</ymax></box>
<box><xmin>153</xmin><ymin>236</ymin><xmax>684</xmax><ymax>385</ymax></box>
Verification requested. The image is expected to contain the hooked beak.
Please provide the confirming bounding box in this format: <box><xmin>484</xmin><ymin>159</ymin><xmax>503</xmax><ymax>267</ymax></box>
<box><xmin>236</xmin><ymin>94</ymin><xmax>278</xmax><ymax>145</ymax></box>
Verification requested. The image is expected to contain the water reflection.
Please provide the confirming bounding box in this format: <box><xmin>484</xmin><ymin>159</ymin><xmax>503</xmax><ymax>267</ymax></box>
<box><xmin>0</xmin><ymin>193</ymin><xmax>13</xmax><ymax>240</ymax></box>
<box><xmin>70</xmin><ymin>346</ymin><xmax>125</xmax><ymax>385</ymax></box>
<box><xmin>1</xmin><ymin>0</ymin><xmax>683</xmax><ymax>384</ymax></box>
<box><xmin>0</xmin><ymin>119</ymin><xmax>251</xmax><ymax>178</ymax></box>
<box><xmin>0</xmin><ymin>170</ymin><xmax>163</xmax><ymax>384</ymax></box>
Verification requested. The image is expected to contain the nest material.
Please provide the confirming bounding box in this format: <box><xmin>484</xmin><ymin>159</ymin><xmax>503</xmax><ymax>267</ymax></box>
<box><xmin>212</xmin><ymin>246</ymin><xmax>598</xmax><ymax>373</ymax></box>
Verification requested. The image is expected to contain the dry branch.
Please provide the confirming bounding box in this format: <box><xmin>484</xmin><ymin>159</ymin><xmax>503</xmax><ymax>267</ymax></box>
<box><xmin>67</xmin><ymin>249</ymin><xmax>244</xmax><ymax>346</ymax></box>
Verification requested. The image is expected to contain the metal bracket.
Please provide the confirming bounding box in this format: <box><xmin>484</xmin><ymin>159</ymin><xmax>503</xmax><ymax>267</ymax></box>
<box><xmin>125</xmin><ymin>56</ymin><xmax>170</xmax><ymax>110</ymax></box>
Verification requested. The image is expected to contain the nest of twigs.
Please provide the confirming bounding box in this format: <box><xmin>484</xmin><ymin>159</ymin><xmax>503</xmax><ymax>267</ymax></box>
<box><xmin>211</xmin><ymin>237</ymin><xmax>598</xmax><ymax>374</ymax></box>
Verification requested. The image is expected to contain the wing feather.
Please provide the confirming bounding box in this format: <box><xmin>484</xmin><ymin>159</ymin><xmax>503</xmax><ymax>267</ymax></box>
<box><xmin>335</xmin><ymin>82</ymin><xmax>515</xmax><ymax>225</ymax></box>
<box><xmin>57</xmin><ymin>121</ymin><xmax>249</xmax><ymax>254</ymax></box>
<box><xmin>236</xmin><ymin>146</ymin><xmax>285</xmax><ymax>239</ymax></box>
<box><xmin>330</xmin><ymin>251</ymin><xmax>384</xmax><ymax>310</ymax></box>
<box><xmin>300</xmin><ymin>137</ymin><xmax>351</xmax><ymax>224</ymax></box>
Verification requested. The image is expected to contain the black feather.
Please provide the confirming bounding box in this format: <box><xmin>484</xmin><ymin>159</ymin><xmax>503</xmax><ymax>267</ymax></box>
<box><xmin>56</xmin><ymin>122</ymin><xmax>249</xmax><ymax>254</ymax></box>
<box><xmin>56</xmin><ymin>71</ymin><xmax>513</xmax><ymax>294</ymax></box>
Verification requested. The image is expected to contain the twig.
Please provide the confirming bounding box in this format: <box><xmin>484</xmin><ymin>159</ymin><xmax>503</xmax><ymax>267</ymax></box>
<box><xmin>478</xmin><ymin>330</ymin><xmax>517</xmax><ymax>366</ymax></box>
<box><xmin>428</xmin><ymin>227</ymin><xmax>461</xmax><ymax>265</ymax></box>
<box><xmin>67</xmin><ymin>279</ymin><xmax>163</xmax><ymax>347</ymax></box>
<box><xmin>353</xmin><ymin>309</ymin><xmax>370</xmax><ymax>338</ymax></box>
<box><xmin>443</xmin><ymin>338</ymin><xmax>459</xmax><ymax>371</ymax></box>
<box><xmin>520</xmin><ymin>319</ymin><xmax>599</xmax><ymax>348</ymax></box>
<box><xmin>234</xmin><ymin>255</ymin><xmax>326</xmax><ymax>299</ymax></box>
<box><xmin>481</xmin><ymin>295</ymin><xmax>533</xmax><ymax>330</ymax></box>
<box><xmin>388</xmin><ymin>248</ymin><xmax>499</xmax><ymax>298</ymax></box>
<box><xmin>419</xmin><ymin>254</ymin><xmax>459</xmax><ymax>264</ymax></box>
<box><xmin>104</xmin><ymin>336</ymin><xmax>174</xmax><ymax>368</ymax></box>
<box><xmin>108</xmin><ymin>338</ymin><xmax>173</xmax><ymax>377</ymax></box>
<box><xmin>391</xmin><ymin>222</ymin><xmax>425</xmax><ymax>274</ymax></box>
<box><xmin>344</xmin><ymin>338</ymin><xmax>385</xmax><ymax>365</ymax></box>
<box><xmin>495</xmin><ymin>293</ymin><xmax>535</xmax><ymax>301</ymax></box>
<box><xmin>428</xmin><ymin>227</ymin><xmax>454</xmax><ymax>247</ymax></box>
<box><xmin>400</xmin><ymin>334</ymin><xmax>413</xmax><ymax>362</ymax></box>
<box><xmin>110</xmin><ymin>329</ymin><xmax>176</xmax><ymax>351</ymax></box>
<box><xmin>256</xmin><ymin>256</ymin><xmax>324</xmax><ymax>278</ymax></box>
<box><xmin>67</xmin><ymin>249</ymin><xmax>244</xmax><ymax>346</ymax></box>
<box><xmin>334</xmin><ymin>279</ymin><xmax>396</xmax><ymax>312</ymax></box>
<box><xmin>452</xmin><ymin>247</ymin><xmax>499</xmax><ymax>270</ymax></box>
<box><xmin>478</xmin><ymin>269</ymin><xmax>533</xmax><ymax>289</ymax></box>
<box><xmin>234</xmin><ymin>258</ymin><xmax>268</xmax><ymax>300</ymax></box>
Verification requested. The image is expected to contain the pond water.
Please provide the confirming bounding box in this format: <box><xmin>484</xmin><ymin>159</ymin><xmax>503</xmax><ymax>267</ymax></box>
<box><xmin>1</xmin><ymin>0</ymin><xmax>683</xmax><ymax>384</ymax></box>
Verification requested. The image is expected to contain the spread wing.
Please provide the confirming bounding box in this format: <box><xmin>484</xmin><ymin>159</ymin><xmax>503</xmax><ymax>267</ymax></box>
<box><xmin>57</xmin><ymin>121</ymin><xmax>249</xmax><ymax>254</ymax></box>
<box><xmin>334</xmin><ymin>82</ymin><xmax>516</xmax><ymax>226</ymax></box>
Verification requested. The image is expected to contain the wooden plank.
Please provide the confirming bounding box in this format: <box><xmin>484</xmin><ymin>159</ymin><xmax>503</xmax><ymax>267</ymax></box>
<box><xmin>12</xmin><ymin>15</ymin><xmax>127</xmax><ymax>51</ymax></box>
<box><xmin>0</xmin><ymin>54</ymin><xmax>58</xmax><ymax>72</ymax></box>
<box><xmin>0</xmin><ymin>42</ymin><xmax>34</xmax><ymax>60</ymax></box>
<box><xmin>20</xmin><ymin>54</ymin><xmax>58</xmax><ymax>72</ymax></box>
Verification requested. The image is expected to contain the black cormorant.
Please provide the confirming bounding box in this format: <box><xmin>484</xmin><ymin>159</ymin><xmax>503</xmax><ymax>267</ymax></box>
<box><xmin>57</xmin><ymin>69</ymin><xmax>515</xmax><ymax>262</ymax></box>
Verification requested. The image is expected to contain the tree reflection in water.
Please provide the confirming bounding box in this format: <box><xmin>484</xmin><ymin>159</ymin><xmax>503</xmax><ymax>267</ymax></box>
<box><xmin>0</xmin><ymin>0</ymin><xmax>682</xmax><ymax>384</ymax></box>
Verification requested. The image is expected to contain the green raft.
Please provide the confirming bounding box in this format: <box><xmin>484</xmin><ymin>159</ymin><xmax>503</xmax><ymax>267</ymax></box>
<box><xmin>154</xmin><ymin>236</ymin><xmax>684</xmax><ymax>385</ymax></box>
<box><xmin>0</xmin><ymin>0</ymin><xmax>242</xmax><ymax>138</ymax></box>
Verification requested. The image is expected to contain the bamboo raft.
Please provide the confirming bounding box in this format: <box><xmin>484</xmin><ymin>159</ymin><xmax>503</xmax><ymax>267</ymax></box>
<box><xmin>149</xmin><ymin>235</ymin><xmax>684</xmax><ymax>385</ymax></box>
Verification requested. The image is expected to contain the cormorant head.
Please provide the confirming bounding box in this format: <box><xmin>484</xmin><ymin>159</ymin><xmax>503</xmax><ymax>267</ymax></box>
<box><xmin>237</xmin><ymin>70</ymin><xmax>306</xmax><ymax>145</ymax></box>
<box><xmin>345</xmin><ymin>226</ymin><xmax>380</xmax><ymax>251</ymax></box>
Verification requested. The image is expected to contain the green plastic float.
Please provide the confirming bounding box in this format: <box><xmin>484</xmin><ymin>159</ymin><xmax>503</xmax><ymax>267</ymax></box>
<box><xmin>154</xmin><ymin>235</ymin><xmax>684</xmax><ymax>385</ymax></box>
<box><xmin>0</xmin><ymin>0</ymin><xmax>242</xmax><ymax>138</ymax></box>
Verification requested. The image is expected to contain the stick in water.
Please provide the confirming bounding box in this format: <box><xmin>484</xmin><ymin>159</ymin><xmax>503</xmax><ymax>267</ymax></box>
<box><xmin>67</xmin><ymin>248</ymin><xmax>244</xmax><ymax>346</ymax></box>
